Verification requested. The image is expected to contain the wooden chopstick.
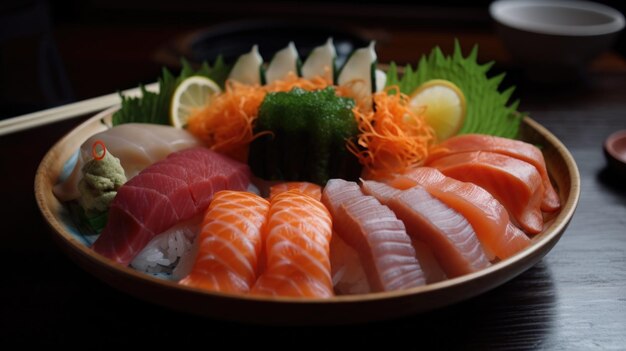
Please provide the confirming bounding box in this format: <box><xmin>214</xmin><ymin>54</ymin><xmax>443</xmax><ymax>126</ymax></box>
<box><xmin>0</xmin><ymin>82</ymin><xmax>159</xmax><ymax>136</ymax></box>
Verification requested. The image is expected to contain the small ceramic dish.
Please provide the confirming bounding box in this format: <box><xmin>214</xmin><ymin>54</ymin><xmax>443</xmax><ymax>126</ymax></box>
<box><xmin>490</xmin><ymin>0</ymin><xmax>625</xmax><ymax>81</ymax></box>
<box><xmin>35</xmin><ymin>108</ymin><xmax>580</xmax><ymax>324</ymax></box>
<box><xmin>604</xmin><ymin>129</ymin><xmax>626</xmax><ymax>177</ymax></box>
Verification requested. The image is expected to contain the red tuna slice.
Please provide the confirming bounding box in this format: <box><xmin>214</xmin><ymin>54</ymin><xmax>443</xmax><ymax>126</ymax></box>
<box><xmin>123</xmin><ymin>172</ymin><xmax>196</xmax><ymax>219</ymax></box>
<box><xmin>427</xmin><ymin>151</ymin><xmax>544</xmax><ymax>234</ymax></box>
<box><xmin>92</xmin><ymin>147</ymin><xmax>251</xmax><ymax>266</ymax></box>
<box><xmin>387</xmin><ymin>167</ymin><xmax>531</xmax><ymax>260</ymax></box>
<box><xmin>380</xmin><ymin>184</ymin><xmax>492</xmax><ymax>278</ymax></box>
<box><xmin>426</xmin><ymin>134</ymin><xmax>560</xmax><ymax>212</ymax></box>
<box><xmin>323</xmin><ymin>181</ymin><xmax>426</xmax><ymax>292</ymax></box>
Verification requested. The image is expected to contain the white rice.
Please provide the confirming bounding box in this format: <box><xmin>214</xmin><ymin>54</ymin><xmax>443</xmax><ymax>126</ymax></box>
<box><xmin>130</xmin><ymin>216</ymin><xmax>202</xmax><ymax>276</ymax></box>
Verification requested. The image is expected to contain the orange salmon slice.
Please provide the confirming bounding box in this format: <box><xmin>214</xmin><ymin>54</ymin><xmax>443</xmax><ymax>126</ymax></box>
<box><xmin>388</xmin><ymin>167</ymin><xmax>531</xmax><ymax>259</ymax></box>
<box><xmin>269</xmin><ymin>181</ymin><xmax>322</xmax><ymax>201</ymax></box>
<box><xmin>426</xmin><ymin>134</ymin><xmax>560</xmax><ymax>212</ymax></box>
<box><xmin>179</xmin><ymin>191</ymin><xmax>269</xmax><ymax>294</ymax></box>
<box><xmin>427</xmin><ymin>151</ymin><xmax>544</xmax><ymax>234</ymax></box>
<box><xmin>251</xmin><ymin>190</ymin><xmax>334</xmax><ymax>298</ymax></box>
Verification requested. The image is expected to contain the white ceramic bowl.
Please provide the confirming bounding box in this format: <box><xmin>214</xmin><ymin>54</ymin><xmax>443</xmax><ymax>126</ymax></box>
<box><xmin>490</xmin><ymin>0</ymin><xmax>625</xmax><ymax>81</ymax></box>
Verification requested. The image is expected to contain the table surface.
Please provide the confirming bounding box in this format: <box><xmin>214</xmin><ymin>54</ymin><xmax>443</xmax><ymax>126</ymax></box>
<box><xmin>2</xmin><ymin>26</ymin><xmax>626</xmax><ymax>348</ymax></box>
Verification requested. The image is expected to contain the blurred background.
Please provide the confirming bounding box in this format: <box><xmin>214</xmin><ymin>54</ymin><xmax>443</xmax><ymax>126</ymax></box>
<box><xmin>1</xmin><ymin>0</ymin><xmax>625</xmax><ymax>119</ymax></box>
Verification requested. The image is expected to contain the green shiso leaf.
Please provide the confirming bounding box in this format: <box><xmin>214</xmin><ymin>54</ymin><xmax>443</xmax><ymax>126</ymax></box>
<box><xmin>112</xmin><ymin>56</ymin><xmax>231</xmax><ymax>126</ymax></box>
<box><xmin>386</xmin><ymin>40</ymin><xmax>524</xmax><ymax>139</ymax></box>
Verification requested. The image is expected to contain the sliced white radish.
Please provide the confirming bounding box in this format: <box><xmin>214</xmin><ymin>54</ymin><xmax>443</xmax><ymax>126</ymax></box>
<box><xmin>338</xmin><ymin>41</ymin><xmax>378</xmax><ymax>107</ymax></box>
<box><xmin>301</xmin><ymin>38</ymin><xmax>336</xmax><ymax>82</ymax></box>
<box><xmin>228</xmin><ymin>45</ymin><xmax>264</xmax><ymax>85</ymax></box>
<box><xmin>265</xmin><ymin>42</ymin><xmax>300</xmax><ymax>84</ymax></box>
<box><xmin>375</xmin><ymin>69</ymin><xmax>387</xmax><ymax>92</ymax></box>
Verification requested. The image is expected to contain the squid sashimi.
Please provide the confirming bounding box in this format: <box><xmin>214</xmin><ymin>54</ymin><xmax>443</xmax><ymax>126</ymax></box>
<box><xmin>269</xmin><ymin>182</ymin><xmax>322</xmax><ymax>201</ymax></box>
<box><xmin>426</xmin><ymin>134</ymin><xmax>560</xmax><ymax>212</ymax></box>
<box><xmin>54</xmin><ymin>123</ymin><xmax>203</xmax><ymax>201</ymax></box>
<box><xmin>387</xmin><ymin>167</ymin><xmax>531</xmax><ymax>260</ymax></box>
<box><xmin>322</xmin><ymin>180</ymin><xmax>426</xmax><ymax>292</ymax></box>
<box><xmin>364</xmin><ymin>181</ymin><xmax>491</xmax><ymax>278</ymax></box>
<box><xmin>179</xmin><ymin>191</ymin><xmax>269</xmax><ymax>294</ymax></box>
<box><xmin>251</xmin><ymin>190</ymin><xmax>334</xmax><ymax>298</ymax></box>
<box><xmin>427</xmin><ymin>151</ymin><xmax>544</xmax><ymax>234</ymax></box>
<box><xmin>92</xmin><ymin>147</ymin><xmax>251</xmax><ymax>266</ymax></box>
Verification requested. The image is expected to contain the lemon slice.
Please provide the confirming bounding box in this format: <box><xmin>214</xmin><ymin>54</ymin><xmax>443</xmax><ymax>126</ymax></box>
<box><xmin>170</xmin><ymin>76</ymin><xmax>221</xmax><ymax>128</ymax></box>
<box><xmin>409</xmin><ymin>79</ymin><xmax>466</xmax><ymax>141</ymax></box>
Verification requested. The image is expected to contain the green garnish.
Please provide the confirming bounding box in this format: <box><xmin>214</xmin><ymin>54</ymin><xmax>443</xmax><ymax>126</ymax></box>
<box><xmin>386</xmin><ymin>40</ymin><xmax>523</xmax><ymax>139</ymax></box>
<box><xmin>248</xmin><ymin>87</ymin><xmax>361</xmax><ymax>185</ymax></box>
<box><xmin>112</xmin><ymin>57</ymin><xmax>231</xmax><ymax>126</ymax></box>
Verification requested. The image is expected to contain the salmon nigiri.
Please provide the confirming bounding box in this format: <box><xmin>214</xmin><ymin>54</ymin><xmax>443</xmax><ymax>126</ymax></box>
<box><xmin>387</xmin><ymin>167</ymin><xmax>531</xmax><ymax>260</ymax></box>
<box><xmin>323</xmin><ymin>180</ymin><xmax>426</xmax><ymax>292</ymax></box>
<box><xmin>426</xmin><ymin>134</ymin><xmax>560</xmax><ymax>212</ymax></box>
<box><xmin>251</xmin><ymin>190</ymin><xmax>334</xmax><ymax>298</ymax></box>
<box><xmin>427</xmin><ymin>151</ymin><xmax>544</xmax><ymax>234</ymax></box>
<box><xmin>179</xmin><ymin>191</ymin><xmax>269</xmax><ymax>294</ymax></box>
<box><xmin>269</xmin><ymin>181</ymin><xmax>322</xmax><ymax>201</ymax></box>
<box><xmin>362</xmin><ymin>181</ymin><xmax>491</xmax><ymax>277</ymax></box>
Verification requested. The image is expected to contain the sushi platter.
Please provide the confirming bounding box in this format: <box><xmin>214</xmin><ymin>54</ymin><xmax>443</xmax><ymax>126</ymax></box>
<box><xmin>34</xmin><ymin>40</ymin><xmax>580</xmax><ymax>323</ymax></box>
<box><xmin>35</xmin><ymin>112</ymin><xmax>579</xmax><ymax>324</ymax></box>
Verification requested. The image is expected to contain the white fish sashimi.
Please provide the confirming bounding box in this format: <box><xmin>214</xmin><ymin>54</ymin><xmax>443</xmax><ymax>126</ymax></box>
<box><xmin>53</xmin><ymin>123</ymin><xmax>203</xmax><ymax>201</ymax></box>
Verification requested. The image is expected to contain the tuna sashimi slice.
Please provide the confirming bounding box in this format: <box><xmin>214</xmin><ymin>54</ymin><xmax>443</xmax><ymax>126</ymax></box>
<box><xmin>426</xmin><ymin>134</ymin><xmax>560</xmax><ymax>212</ymax></box>
<box><xmin>427</xmin><ymin>151</ymin><xmax>544</xmax><ymax>234</ymax></box>
<box><xmin>387</xmin><ymin>167</ymin><xmax>531</xmax><ymax>260</ymax></box>
<box><xmin>379</xmin><ymin>184</ymin><xmax>492</xmax><ymax>277</ymax></box>
<box><xmin>92</xmin><ymin>147</ymin><xmax>251</xmax><ymax>266</ymax></box>
<box><xmin>179</xmin><ymin>191</ymin><xmax>269</xmax><ymax>294</ymax></box>
<box><xmin>251</xmin><ymin>190</ymin><xmax>334</xmax><ymax>298</ymax></box>
<box><xmin>323</xmin><ymin>180</ymin><xmax>426</xmax><ymax>292</ymax></box>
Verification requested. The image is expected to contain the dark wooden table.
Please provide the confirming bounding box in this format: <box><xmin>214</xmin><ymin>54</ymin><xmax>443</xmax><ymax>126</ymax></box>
<box><xmin>2</xmin><ymin>29</ymin><xmax>626</xmax><ymax>348</ymax></box>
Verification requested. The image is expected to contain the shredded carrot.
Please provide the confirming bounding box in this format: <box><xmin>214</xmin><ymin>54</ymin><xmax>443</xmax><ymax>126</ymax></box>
<box><xmin>347</xmin><ymin>86</ymin><xmax>435</xmax><ymax>180</ymax></box>
<box><xmin>265</xmin><ymin>72</ymin><xmax>331</xmax><ymax>92</ymax></box>
<box><xmin>186</xmin><ymin>73</ymin><xmax>360</xmax><ymax>163</ymax></box>
<box><xmin>186</xmin><ymin>80</ymin><xmax>266</xmax><ymax>162</ymax></box>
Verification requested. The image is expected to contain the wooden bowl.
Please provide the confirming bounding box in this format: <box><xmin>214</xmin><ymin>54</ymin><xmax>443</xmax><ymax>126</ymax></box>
<box><xmin>35</xmin><ymin>108</ymin><xmax>580</xmax><ymax>324</ymax></box>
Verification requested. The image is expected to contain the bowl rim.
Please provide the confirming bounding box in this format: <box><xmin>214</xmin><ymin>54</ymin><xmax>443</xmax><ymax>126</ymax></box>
<box><xmin>490</xmin><ymin>0</ymin><xmax>626</xmax><ymax>37</ymax></box>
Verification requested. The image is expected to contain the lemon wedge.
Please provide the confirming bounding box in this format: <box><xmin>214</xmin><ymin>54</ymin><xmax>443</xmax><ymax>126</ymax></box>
<box><xmin>409</xmin><ymin>79</ymin><xmax>466</xmax><ymax>142</ymax></box>
<box><xmin>170</xmin><ymin>76</ymin><xmax>221</xmax><ymax>128</ymax></box>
